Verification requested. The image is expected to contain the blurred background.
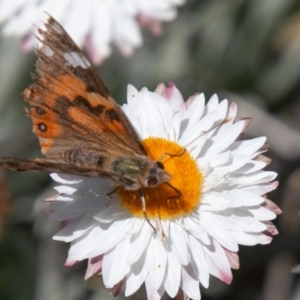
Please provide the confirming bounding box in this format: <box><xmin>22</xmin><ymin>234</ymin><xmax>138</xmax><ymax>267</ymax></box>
<box><xmin>0</xmin><ymin>0</ymin><xmax>300</xmax><ymax>299</ymax></box>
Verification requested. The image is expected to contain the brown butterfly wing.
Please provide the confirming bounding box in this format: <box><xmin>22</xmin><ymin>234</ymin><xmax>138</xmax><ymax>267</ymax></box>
<box><xmin>0</xmin><ymin>158</ymin><xmax>134</xmax><ymax>186</ymax></box>
<box><xmin>21</xmin><ymin>15</ymin><xmax>146</xmax><ymax>169</ymax></box>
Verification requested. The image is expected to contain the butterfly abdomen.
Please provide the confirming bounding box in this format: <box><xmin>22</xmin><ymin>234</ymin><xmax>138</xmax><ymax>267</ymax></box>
<box><xmin>62</xmin><ymin>149</ymin><xmax>106</xmax><ymax>168</ymax></box>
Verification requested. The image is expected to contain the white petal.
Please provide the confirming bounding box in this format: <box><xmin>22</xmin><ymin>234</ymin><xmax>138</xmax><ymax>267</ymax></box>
<box><xmin>231</xmin><ymin>231</ymin><xmax>272</xmax><ymax>245</ymax></box>
<box><xmin>179</xmin><ymin>111</ymin><xmax>217</xmax><ymax>148</ymax></box>
<box><xmin>67</xmin><ymin>226</ymin><xmax>102</xmax><ymax>261</ymax></box>
<box><xmin>214</xmin><ymin>99</ymin><xmax>228</xmax><ymax>123</ymax></box>
<box><xmin>85</xmin><ymin>217</ymin><xmax>132</xmax><ymax>257</ymax></box>
<box><xmin>62</xmin><ymin>1</ymin><xmax>90</xmax><ymax>46</ymax></box>
<box><xmin>85</xmin><ymin>255</ymin><xmax>102</xmax><ymax>280</ymax></box>
<box><xmin>189</xmin><ymin>235</ymin><xmax>209</xmax><ymax>288</ymax></box>
<box><xmin>0</xmin><ymin>0</ymin><xmax>26</xmax><ymax>21</ymax></box>
<box><xmin>183</xmin><ymin>93</ymin><xmax>205</xmax><ymax>129</ymax></box>
<box><xmin>168</xmin><ymin>222</ymin><xmax>189</xmax><ymax>265</ymax></box>
<box><xmin>224</xmin><ymin>250</ymin><xmax>240</xmax><ymax>269</ymax></box>
<box><xmin>239</xmin><ymin>181</ymin><xmax>278</xmax><ymax>196</ymax></box>
<box><xmin>227</xmin><ymin>101</ymin><xmax>237</xmax><ymax>120</ymax></box>
<box><xmin>126</xmin><ymin>84</ymin><xmax>139</xmax><ymax>106</ymax></box>
<box><xmin>199</xmin><ymin>151</ymin><xmax>231</xmax><ymax>168</ymax></box>
<box><xmin>206</xmin><ymin>94</ymin><xmax>219</xmax><ymax>113</ymax></box>
<box><xmin>247</xmin><ymin>206</ymin><xmax>277</xmax><ymax>221</ymax></box>
<box><xmin>230</xmin><ymin>171</ymin><xmax>277</xmax><ymax>185</ymax></box>
<box><xmin>125</xmin><ymin>250</ymin><xmax>149</xmax><ymax>296</ymax></box>
<box><xmin>180</xmin><ymin>267</ymin><xmax>201</xmax><ymax>300</ymax></box>
<box><xmin>127</xmin><ymin>220</ymin><xmax>152</xmax><ymax>265</ymax></box>
<box><xmin>54</xmin><ymin>214</ymin><xmax>95</xmax><ymax>242</ymax></box>
<box><xmin>145</xmin><ymin>275</ymin><xmax>165</xmax><ymax>300</ymax></box>
<box><xmin>54</xmin><ymin>185</ymin><xmax>76</xmax><ymax>194</ymax></box>
<box><xmin>234</xmin><ymin>160</ymin><xmax>267</xmax><ymax>174</ymax></box>
<box><xmin>200</xmin><ymin>194</ymin><xmax>228</xmax><ymax>211</ymax></box>
<box><xmin>49</xmin><ymin>192</ymin><xmax>105</xmax><ymax>221</ymax></box>
<box><xmin>229</xmin><ymin>137</ymin><xmax>267</xmax><ymax>155</ymax></box>
<box><xmin>212</xmin><ymin>211</ymin><xmax>267</xmax><ymax>232</ymax></box>
<box><xmin>50</xmin><ymin>173</ymin><xmax>82</xmax><ymax>184</ymax></box>
<box><xmin>148</xmin><ymin>237</ymin><xmax>168</xmax><ymax>290</ymax></box>
<box><xmin>94</xmin><ymin>205</ymin><xmax>127</xmax><ymax>224</ymax></box>
<box><xmin>200</xmin><ymin>213</ymin><xmax>239</xmax><ymax>251</ymax></box>
<box><xmin>204</xmin><ymin>240</ymin><xmax>232</xmax><ymax>284</ymax></box>
<box><xmin>229</xmin><ymin>189</ymin><xmax>265</xmax><ymax>206</ymax></box>
<box><xmin>102</xmin><ymin>237</ymin><xmax>130</xmax><ymax>288</ymax></box>
<box><xmin>164</xmin><ymin>251</ymin><xmax>181</xmax><ymax>297</ymax></box>
<box><xmin>204</xmin><ymin>121</ymin><xmax>245</xmax><ymax>156</ymax></box>
<box><xmin>188</xmin><ymin>132</ymin><xmax>209</xmax><ymax>159</ymax></box>
<box><xmin>67</xmin><ymin>217</ymin><xmax>131</xmax><ymax>261</ymax></box>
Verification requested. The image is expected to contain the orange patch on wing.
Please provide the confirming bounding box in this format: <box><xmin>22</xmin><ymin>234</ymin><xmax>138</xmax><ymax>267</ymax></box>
<box><xmin>29</xmin><ymin>106</ymin><xmax>56</xmax><ymax>122</ymax></box>
<box><xmin>32</xmin><ymin>119</ymin><xmax>61</xmax><ymax>139</ymax></box>
<box><xmin>67</xmin><ymin>101</ymin><xmax>128</xmax><ymax>139</ymax></box>
<box><xmin>24</xmin><ymin>73</ymin><xmax>95</xmax><ymax>115</ymax></box>
<box><xmin>24</xmin><ymin>74</ymin><xmax>87</xmax><ymax>109</ymax></box>
<box><xmin>29</xmin><ymin>74</ymin><xmax>109</xmax><ymax>110</ymax></box>
<box><xmin>67</xmin><ymin>106</ymin><xmax>106</xmax><ymax>135</ymax></box>
<box><xmin>39</xmin><ymin>138</ymin><xmax>54</xmax><ymax>154</ymax></box>
<box><xmin>103</xmin><ymin>115</ymin><xmax>127</xmax><ymax>136</ymax></box>
<box><xmin>54</xmin><ymin>74</ymin><xmax>87</xmax><ymax>100</ymax></box>
<box><xmin>106</xmin><ymin>119</ymin><xmax>126</xmax><ymax>133</ymax></box>
<box><xmin>85</xmin><ymin>91</ymin><xmax>108</xmax><ymax>107</ymax></box>
<box><xmin>32</xmin><ymin>119</ymin><xmax>61</xmax><ymax>154</ymax></box>
<box><xmin>85</xmin><ymin>93</ymin><xmax>128</xmax><ymax>136</ymax></box>
<box><xmin>41</xmin><ymin>74</ymin><xmax>86</xmax><ymax>101</ymax></box>
<box><xmin>29</xmin><ymin>104</ymin><xmax>61</xmax><ymax>139</ymax></box>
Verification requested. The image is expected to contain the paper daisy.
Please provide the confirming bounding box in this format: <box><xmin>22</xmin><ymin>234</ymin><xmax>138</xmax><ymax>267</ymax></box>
<box><xmin>0</xmin><ymin>0</ymin><xmax>184</xmax><ymax>64</ymax></box>
<box><xmin>43</xmin><ymin>83</ymin><xmax>281</xmax><ymax>299</ymax></box>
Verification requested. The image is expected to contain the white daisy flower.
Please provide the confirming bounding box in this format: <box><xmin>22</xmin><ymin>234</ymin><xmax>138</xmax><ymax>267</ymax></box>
<box><xmin>44</xmin><ymin>83</ymin><xmax>281</xmax><ymax>299</ymax></box>
<box><xmin>0</xmin><ymin>0</ymin><xmax>184</xmax><ymax>64</ymax></box>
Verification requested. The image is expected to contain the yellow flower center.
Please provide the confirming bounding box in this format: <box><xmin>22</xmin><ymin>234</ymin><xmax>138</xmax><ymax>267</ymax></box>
<box><xmin>118</xmin><ymin>137</ymin><xmax>203</xmax><ymax>219</ymax></box>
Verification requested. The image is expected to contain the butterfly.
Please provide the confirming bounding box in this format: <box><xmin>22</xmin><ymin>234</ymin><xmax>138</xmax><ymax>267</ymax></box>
<box><xmin>0</xmin><ymin>15</ymin><xmax>177</xmax><ymax>224</ymax></box>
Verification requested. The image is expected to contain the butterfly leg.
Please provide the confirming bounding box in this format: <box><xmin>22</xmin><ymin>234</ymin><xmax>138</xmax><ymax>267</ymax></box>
<box><xmin>164</xmin><ymin>182</ymin><xmax>182</xmax><ymax>200</ymax></box>
<box><xmin>106</xmin><ymin>186</ymin><xmax>120</xmax><ymax>207</ymax></box>
<box><xmin>158</xmin><ymin>148</ymin><xmax>186</xmax><ymax>162</ymax></box>
<box><xmin>106</xmin><ymin>186</ymin><xmax>120</xmax><ymax>199</ymax></box>
<box><xmin>138</xmin><ymin>189</ymin><xmax>156</xmax><ymax>234</ymax></box>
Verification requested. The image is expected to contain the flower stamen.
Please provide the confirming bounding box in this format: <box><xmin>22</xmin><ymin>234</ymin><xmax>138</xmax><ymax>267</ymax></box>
<box><xmin>118</xmin><ymin>137</ymin><xmax>203</xmax><ymax>219</ymax></box>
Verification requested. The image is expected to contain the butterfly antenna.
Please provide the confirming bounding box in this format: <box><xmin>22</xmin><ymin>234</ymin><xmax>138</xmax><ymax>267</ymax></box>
<box><xmin>138</xmin><ymin>189</ymin><xmax>156</xmax><ymax>234</ymax></box>
<box><xmin>158</xmin><ymin>148</ymin><xmax>186</xmax><ymax>163</ymax></box>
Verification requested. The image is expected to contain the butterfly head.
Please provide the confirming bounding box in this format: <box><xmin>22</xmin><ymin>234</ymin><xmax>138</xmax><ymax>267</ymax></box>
<box><xmin>144</xmin><ymin>161</ymin><xmax>170</xmax><ymax>187</ymax></box>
